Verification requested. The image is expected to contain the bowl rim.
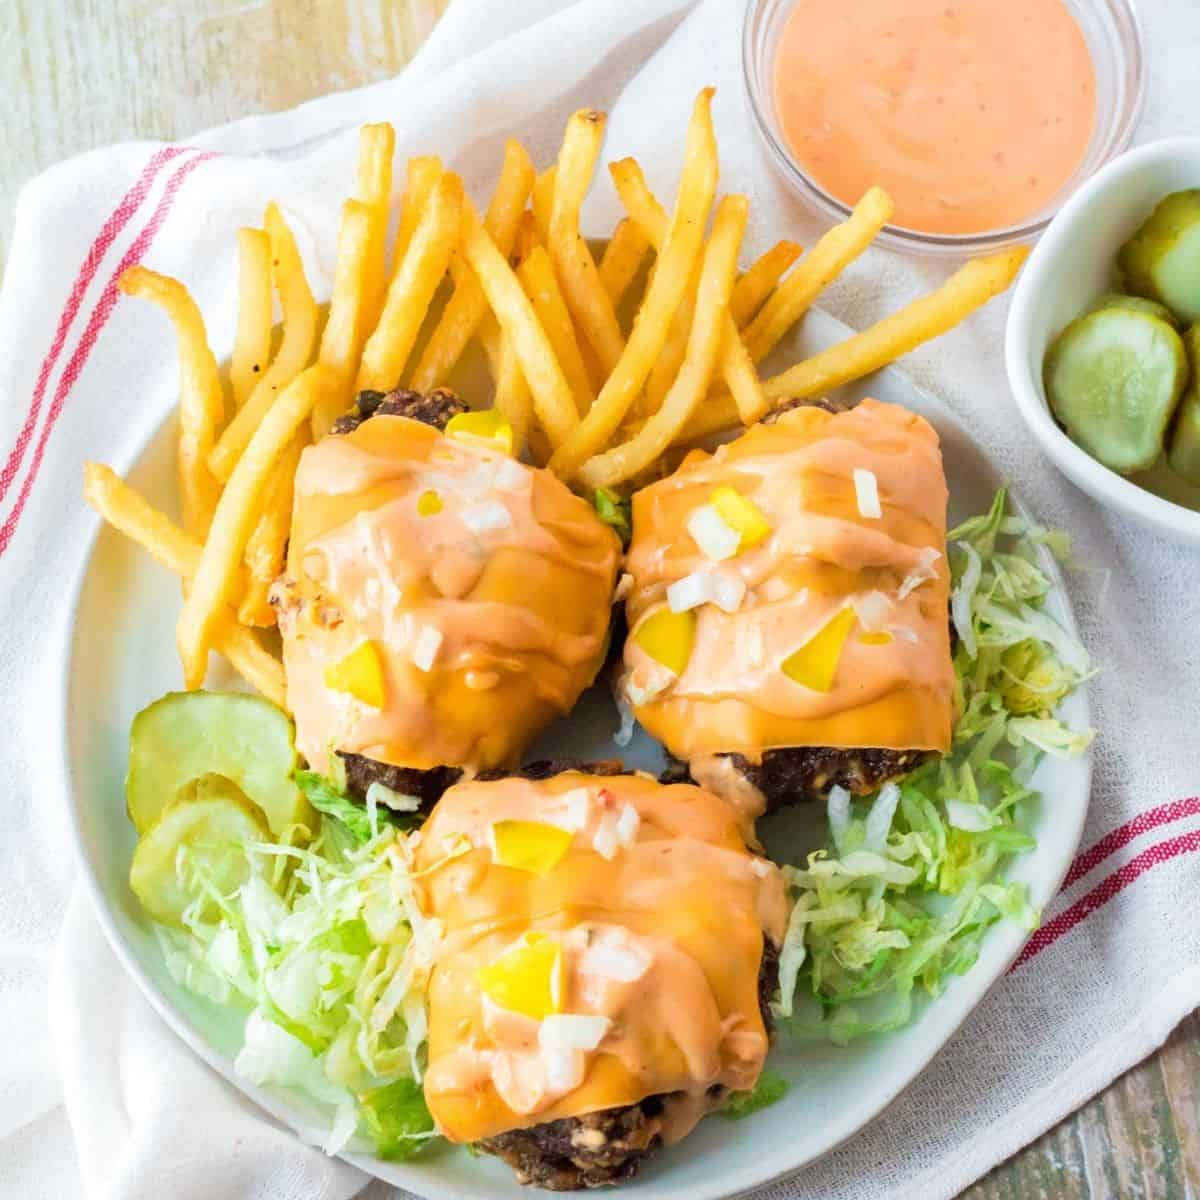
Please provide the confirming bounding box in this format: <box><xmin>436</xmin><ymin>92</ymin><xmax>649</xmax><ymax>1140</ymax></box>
<box><xmin>741</xmin><ymin>0</ymin><xmax>1147</xmax><ymax>257</ymax></box>
<box><xmin>1005</xmin><ymin>134</ymin><xmax>1200</xmax><ymax>544</ymax></box>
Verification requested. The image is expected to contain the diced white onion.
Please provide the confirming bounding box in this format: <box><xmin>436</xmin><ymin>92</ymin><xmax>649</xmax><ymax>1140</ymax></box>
<box><xmin>365</xmin><ymin>781</ymin><xmax>421</xmax><ymax>813</ymax></box>
<box><xmin>853</xmin><ymin>590</ymin><xmax>893</xmax><ymax>632</ymax></box>
<box><xmin>539</xmin><ymin>1014</ymin><xmax>612</xmax><ymax>1051</ymax></box>
<box><xmin>897</xmin><ymin>546</ymin><xmax>941</xmax><ymax>599</ymax></box>
<box><xmin>889</xmin><ymin>624</ymin><xmax>919</xmax><ymax>644</ymax></box>
<box><xmin>853</xmin><ymin>468</ymin><xmax>882</xmax><ymax>519</ymax></box>
<box><xmin>493</xmin><ymin>458</ymin><xmax>528</xmax><ymax>491</ymax></box>
<box><xmin>613</xmin><ymin>572</ymin><xmax>635</xmax><ymax>603</ymax></box>
<box><xmin>560</xmin><ymin>788</ymin><xmax>593</xmax><ymax>832</ymax></box>
<box><xmin>686</xmin><ymin>504</ymin><xmax>741</xmax><ymax>561</ymax></box>
<box><xmin>456</xmin><ymin>463</ymin><xmax>498</xmax><ymax>500</ymax></box>
<box><xmin>411</xmin><ymin>624</ymin><xmax>443</xmax><ymax>672</ymax></box>
<box><xmin>592</xmin><ymin>816</ymin><xmax>620</xmax><ymax>861</ymax></box>
<box><xmin>614</xmin><ymin>802</ymin><xmax>640</xmax><ymax>845</ymax></box>
<box><xmin>462</xmin><ymin>499</ymin><xmax>512</xmax><ymax>534</ymax></box>
<box><xmin>667</xmin><ymin>568</ymin><xmax>745</xmax><ymax>614</ymax></box>
<box><xmin>542</xmin><ymin>1047</ymin><xmax>586</xmax><ymax>1093</ymax></box>
<box><xmin>579</xmin><ymin>941</ymin><xmax>650</xmax><ymax>982</ymax></box>
<box><xmin>613</xmin><ymin>699</ymin><xmax>636</xmax><ymax>747</ymax></box>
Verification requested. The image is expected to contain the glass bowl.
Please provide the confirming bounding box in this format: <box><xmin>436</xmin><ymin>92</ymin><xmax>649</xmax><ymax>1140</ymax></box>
<box><xmin>742</xmin><ymin>0</ymin><xmax>1146</xmax><ymax>257</ymax></box>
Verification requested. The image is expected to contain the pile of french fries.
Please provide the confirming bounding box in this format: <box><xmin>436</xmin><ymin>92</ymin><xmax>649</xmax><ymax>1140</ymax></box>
<box><xmin>84</xmin><ymin>89</ymin><xmax>1027</xmax><ymax>708</ymax></box>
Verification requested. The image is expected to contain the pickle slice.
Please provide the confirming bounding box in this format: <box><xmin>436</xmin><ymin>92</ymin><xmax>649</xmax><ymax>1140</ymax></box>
<box><xmin>1043</xmin><ymin>307</ymin><xmax>1188</xmax><ymax>474</ymax></box>
<box><xmin>127</xmin><ymin>691</ymin><xmax>313</xmax><ymax>838</ymax></box>
<box><xmin>129</xmin><ymin>779</ymin><xmax>267</xmax><ymax>927</ymax></box>
<box><xmin>1167</xmin><ymin>324</ymin><xmax>1200</xmax><ymax>485</ymax></box>
<box><xmin>1088</xmin><ymin>292</ymin><xmax>1179</xmax><ymax>327</ymax></box>
<box><xmin>1118</xmin><ymin>190</ymin><xmax>1200</xmax><ymax>324</ymax></box>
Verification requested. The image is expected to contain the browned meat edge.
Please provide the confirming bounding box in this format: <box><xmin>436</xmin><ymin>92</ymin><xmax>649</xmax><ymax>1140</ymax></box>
<box><xmin>330</xmin><ymin>385</ymin><xmax>467</xmax><ymax>435</ymax></box>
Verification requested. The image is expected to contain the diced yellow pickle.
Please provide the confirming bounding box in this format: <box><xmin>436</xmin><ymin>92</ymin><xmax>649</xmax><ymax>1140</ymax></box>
<box><xmin>858</xmin><ymin>631</ymin><xmax>894</xmax><ymax>646</ymax></box>
<box><xmin>324</xmin><ymin>641</ymin><xmax>387</xmax><ymax>708</ymax></box>
<box><xmin>476</xmin><ymin>932</ymin><xmax>564</xmax><ymax>1019</ymax></box>
<box><xmin>710</xmin><ymin>485</ymin><xmax>772</xmax><ymax>547</ymax></box>
<box><xmin>445</xmin><ymin>409</ymin><xmax>515</xmax><ymax>454</ymax></box>
<box><xmin>782</xmin><ymin>608</ymin><xmax>858</xmax><ymax>692</ymax></box>
<box><xmin>491</xmin><ymin>819</ymin><xmax>574</xmax><ymax>875</ymax></box>
<box><xmin>632</xmin><ymin>608</ymin><xmax>697</xmax><ymax>676</ymax></box>
<box><xmin>417</xmin><ymin>489</ymin><xmax>444</xmax><ymax>516</ymax></box>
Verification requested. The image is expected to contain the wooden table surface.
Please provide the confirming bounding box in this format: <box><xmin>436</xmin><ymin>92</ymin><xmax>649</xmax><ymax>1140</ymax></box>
<box><xmin>2</xmin><ymin>2</ymin><xmax>1197</xmax><ymax>1196</ymax></box>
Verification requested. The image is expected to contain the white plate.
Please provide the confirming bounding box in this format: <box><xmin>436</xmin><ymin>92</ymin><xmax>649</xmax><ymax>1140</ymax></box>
<box><xmin>58</xmin><ymin>308</ymin><xmax>1091</xmax><ymax>1200</ymax></box>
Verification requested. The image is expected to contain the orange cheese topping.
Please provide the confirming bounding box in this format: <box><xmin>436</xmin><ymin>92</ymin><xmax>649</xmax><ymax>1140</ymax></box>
<box><xmin>411</xmin><ymin>772</ymin><xmax>787</xmax><ymax>1144</ymax></box>
<box><xmin>277</xmin><ymin>416</ymin><xmax>620</xmax><ymax>774</ymax></box>
<box><xmin>621</xmin><ymin>399</ymin><xmax>954</xmax><ymax>764</ymax></box>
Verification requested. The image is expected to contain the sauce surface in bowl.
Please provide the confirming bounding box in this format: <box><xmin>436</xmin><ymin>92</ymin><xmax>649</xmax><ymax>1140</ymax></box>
<box><xmin>772</xmin><ymin>0</ymin><xmax>1097</xmax><ymax>236</ymax></box>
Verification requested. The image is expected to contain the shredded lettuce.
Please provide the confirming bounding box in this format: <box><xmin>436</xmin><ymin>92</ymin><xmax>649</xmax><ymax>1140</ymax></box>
<box><xmin>155</xmin><ymin>778</ymin><xmax>437</xmax><ymax>1159</ymax></box>
<box><xmin>592</xmin><ymin>486</ymin><xmax>632</xmax><ymax>544</ymax></box>
<box><xmin>774</xmin><ymin>489</ymin><xmax>1093</xmax><ymax>1044</ymax></box>
<box><xmin>720</xmin><ymin>1068</ymin><xmax>789</xmax><ymax>1119</ymax></box>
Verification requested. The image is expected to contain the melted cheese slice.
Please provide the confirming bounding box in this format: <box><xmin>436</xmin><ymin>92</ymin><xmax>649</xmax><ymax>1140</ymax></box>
<box><xmin>621</xmin><ymin>399</ymin><xmax>955</xmax><ymax>760</ymax></box>
<box><xmin>413</xmin><ymin>772</ymin><xmax>788</xmax><ymax>1144</ymax></box>
<box><xmin>277</xmin><ymin>415</ymin><xmax>620</xmax><ymax>774</ymax></box>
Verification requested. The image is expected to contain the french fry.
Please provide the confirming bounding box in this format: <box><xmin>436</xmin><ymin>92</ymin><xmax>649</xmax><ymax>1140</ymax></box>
<box><xmin>743</xmin><ymin>187</ymin><xmax>894</xmax><ymax>363</ymax></box>
<box><xmin>177</xmin><ymin>366</ymin><xmax>328</xmax><ymax>690</ymax></box>
<box><xmin>476</xmin><ymin>313</ymin><xmax>533</xmax><ymax>453</ymax></box>
<box><xmin>546</xmin><ymin>91</ymin><xmax>718</xmax><ymax>479</ymax></box>
<box><xmin>354</xmin><ymin>123</ymin><xmax>395</xmax><ymax>340</ymax></box>
<box><xmin>579</xmin><ymin>195</ymin><xmax>748</xmax><ymax>488</ymax></box>
<box><xmin>598</xmin><ymin>217</ymin><xmax>651</xmax><ymax>307</ymax></box>
<box><xmin>239</xmin><ymin>431</ymin><xmax>305</xmax><ymax>626</ymax></box>
<box><xmin>357</xmin><ymin>172</ymin><xmax>464</xmax><ymax>393</ymax></box>
<box><xmin>548</xmin><ymin>111</ymin><xmax>626</xmax><ymax>374</ymax></box>
<box><xmin>517</xmin><ymin>245</ymin><xmax>593</xmax><ymax>414</ymax></box>
<box><xmin>461</xmin><ymin>204</ymin><xmax>578</xmax><ymax>448</ymax></box>
<box><xmin>763</xmin><ymin>247</ymin><xmax>1030</xmax><ymax>401</ymax></box>
<box><xmin>209</xmin><ymin>204</ymin><xmax>318</xmax><ymax>481</ymax></box>
<box><xmin>410</xmin><ymin>140</ymin><xmax>535</xmax><ymax>391</ymax></box>
<box><xmin>512</xmin><ymin>211</ymin><xmax>540</xmax><ymax>264</ymax></box>
<box><xmin>730</xmin><ymin>240</ymin><xmax>803</xmax><ymax>328</ymax></box>
<box><xmin>118</xmin><ymin>267</ymin><xmax>223</xmax><ymax>538</ymax></box>
<box><xmin>610</xmin><ymin>156</ymin><xmax>768</xmax><ymax>423</ymax></box>
<box><xmin>312</xmin><ymin>200</ymin><xmax>374</xmax><ymax>439</ymax></box>
<box><xmin>231</xmin><ymin>228</ymin><xmax>273</xmax><ymax>410</ymax></box>
<box><xmin>532</xmin><ymin>167</ymin><xmax>556</xmax><ymax>246</ymax></box>
<box><xmin>390</xmin><ymin>155</ymin><xmax>443</xmax><ymax>282</ymax></box>
<box><xmin>83</xmin><ymin>462</ymin><xmax>285</xmax><ymax>706</ymax></box>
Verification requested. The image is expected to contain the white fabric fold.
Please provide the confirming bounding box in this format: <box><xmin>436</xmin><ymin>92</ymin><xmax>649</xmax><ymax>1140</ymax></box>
<box><xmin>0</xmin><ymin>1</ymin><xmax>1196</xmax><ymax>1197</ymax></box>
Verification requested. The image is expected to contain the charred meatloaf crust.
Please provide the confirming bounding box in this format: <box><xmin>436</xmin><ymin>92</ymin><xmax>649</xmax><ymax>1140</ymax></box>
<box><xmin>477</xmin><ymin>940</ymin><xmax>781</xmax><ymax>1191</ymax></box>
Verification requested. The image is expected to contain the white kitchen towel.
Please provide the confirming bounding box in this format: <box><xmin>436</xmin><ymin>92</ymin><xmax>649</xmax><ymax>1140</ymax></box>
<box><xmin>0</xmin><ymin>1</ymin><xmax>1196</xmax><ymax>1198</ymax></box>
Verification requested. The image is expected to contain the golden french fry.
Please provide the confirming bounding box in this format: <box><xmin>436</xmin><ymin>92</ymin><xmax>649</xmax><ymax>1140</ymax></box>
<box><xmin>461</xmin><ymin>204</ymin><xmax>578</xmax><ymax>448</ymax></box>
<box><xmin>743</xmin><ymin>187</ymin><xmax>894</xmax><ymax>363</ymax></box>
<box><xmin>231</xmin><ymin>228</ymin><xmax>273</xmax><ymax>410</ymax></box>
<box><xmin>730</xmin><ymin>240</ymin><xmax>803</xmax><ymax>328</ymax></box>
<box><xmin>357</xmin><ymin>172</ymin><xmax>464</xmax><ymax>393</ymax></box>
<box><xmin>177</xmin><ymin>366</ymin><xmax>328</xmax><ymax>690</ymax></box>
<box><xmin>477</xmin><ymin>313</ymin><xmax>533</xmax><ymax>456</ymax></box>
<box><xmin>209</xmin><ymin>204</ymin><xmax>318</xmax><ymax>481</ymax></box>
<box><xmin>517</xmin><ymin>245</ymin><xmax>593</xmax><ymax>414</ymax></box>
<box><xmin>355</xmin><ymin>122</ymin><xmax>396</xmax><ymax>334</ymax></box>
<box><xmin>390</xmin><ymin>155</ymin><xmax>443</xmax><ymax>282</ymax></box>
<box><xmin>610</xmin><ymin>154</ymin><xmax>766</xmax><ymax>421</ymax></box>
<box><xmin>240</xmin><ymin>432</ymin><xmax>305</xmax><ymax>625</ymax></box>
<box><xmin>410</xmin><ymin>140</ymin><xmax>535</xmax><ymax>391</ymax></box>
<box><xmin>512</xmin><ymin>210</ymin><xmax>540</xmax><ymax>264</ymax></box>
<box><xmin>313</xmin><ymin>200</ymin><xmax>374</xmax><ymax>439</ymax></box>
<box><xmin>598</xmin><ymin>217</ymin><xmax>651</xmax><ymax>308</ymax></box>
<box><xmin>546</xmin><ymin>91</ymin><xmax>718</xmax><ymax>480</ymax></box>
<box><xmin>671</xmin><ymin>390</ymin><xmax>740</xmax><ymax>445</ymax></box>
<box><xmin>548</xmin><ymin>111</ymin><xmax>626</xmax><ymax>374</ymax></box>
<box><xmin>579</xmin><ymin>195</ymin><xmax>748</xmax><ymax>488</ymax></box>
<box><xmin>119</xmin><ymin>267</ymin><xmax>223</xmax><ymax>538</ymax></box>
<box><xmin>83</xmin><ymin>462</ymin><xmax>285</xmax><ymax>706</ymax></box>
<box><xmin>532</xmin><ymin>167</ymin><xmax>556</xmax><ymax>246</ymax></box>
<box><xmin>764</xmin><ymin>247</ymin><xmax>1030</xmax><ymax>401</ymax></box>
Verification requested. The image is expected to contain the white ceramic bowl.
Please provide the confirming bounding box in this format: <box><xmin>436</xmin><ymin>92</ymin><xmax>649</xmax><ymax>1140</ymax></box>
<box><xmin>1006</xmin><ymin>137</ymin><xmax>1200</xmax><ymax>547</ymax></box>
